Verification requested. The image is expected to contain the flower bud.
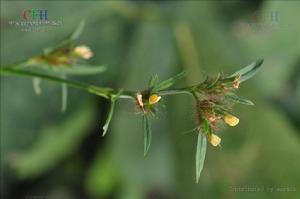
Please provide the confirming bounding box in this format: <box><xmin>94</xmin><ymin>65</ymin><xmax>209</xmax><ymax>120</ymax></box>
<box><xmin>149</xmin><ymin>94</ymin><xmax>161</xmax><ymax>105</ymax></box>
<box><xmin>208</xmin><ymin>134</ymin><xmax>221</xmax><ymax>147</ymax></box>
<box><xmin>233</xmin><ymin>76</ymin><xmax>241</xmax><ymax>89</ymax></box>
<box><xmin>74</xmin><ymin>45</ymin><xmax>93</xmax><ymax>59</ymax></box>
<box><xmin>224</xmin><ymin>114</ymin><xmax>239</xmax><ymax>126</ymax></box>
<box><xmin>136</xmin><ymin>93</ymin><xmax>144</xmax><ymax>107</ymax></box>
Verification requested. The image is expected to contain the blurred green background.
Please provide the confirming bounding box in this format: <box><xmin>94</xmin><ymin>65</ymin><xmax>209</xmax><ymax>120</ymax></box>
<box><xmin>1</xmin><ymin>1</ymin><xmax>300</xmax><ymax>199</ymax></box>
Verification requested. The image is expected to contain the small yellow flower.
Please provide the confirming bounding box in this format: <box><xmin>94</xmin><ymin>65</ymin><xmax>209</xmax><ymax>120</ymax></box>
<box><xmin>224</xmin><ymin>114</ymin><xmax>239</xmax><ymax>126</ymax></box>
<box><xmin>74</xmin><ymin>45</ymin><xmax>93</xmax><ymax>59</ymax></box>
<box><xmin>149</xmin><ymin>94</ymin><xmax>161</xmax><ymax>105</ymax></box>
<box><xmin>208</xmin><ymin>134</ymin><xmax>221</xmax><ymax>147</ymax></box>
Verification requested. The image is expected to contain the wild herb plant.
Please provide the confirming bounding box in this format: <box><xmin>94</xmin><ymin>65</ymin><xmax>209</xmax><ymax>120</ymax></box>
<box><xmin>0</xmin><ymin>23</ymin><xmax>263</xmax><ymax>183</ymax></box>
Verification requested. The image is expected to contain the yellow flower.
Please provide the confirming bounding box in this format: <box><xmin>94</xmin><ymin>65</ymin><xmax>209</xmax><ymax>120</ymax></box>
<box><xmin>208</xmin><ymin>134</ymin><xmax>221</xmax><ymax>147</ymax></box>
<box><xmin>74</xmin><ymin>45</ymin><xmax>93</xmax><ymax>59</ymax></box>
<box><xmin>149</xmin><ymin>94</ymin><xmax>161</xmax><ymax>105</ymax></box>
<box><xmin>224</xmin><ymin>114</ymin><xmax>239</xmax><ymax>126</ymax></box>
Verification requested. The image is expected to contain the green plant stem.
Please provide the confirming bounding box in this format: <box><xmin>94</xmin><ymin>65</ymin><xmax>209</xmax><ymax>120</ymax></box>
<box><xmin>158</xmin><ymin>89</ymin><xmax>192</xmax><ymax>96</ymax></box>
<box><xmin>1</xmin><ymin>67</ymin><xmax>112</xmax><ymax>98</ymax></box>
<box><xmin>0</xmin><ymin>67</ymin><xmax>194</xmax><ymax>100</ymax></box>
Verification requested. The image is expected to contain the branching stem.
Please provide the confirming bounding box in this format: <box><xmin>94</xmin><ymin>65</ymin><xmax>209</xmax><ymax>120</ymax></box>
<box><xmin>0</xmin><ymin>67</ymin><xmax>194</xmax><ymax>100</ymax></box>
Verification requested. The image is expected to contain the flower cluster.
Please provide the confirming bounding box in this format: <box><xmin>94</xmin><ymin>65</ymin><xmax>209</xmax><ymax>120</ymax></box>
<box><xmin>13</xmin><ymin>22</ymin><xmax>105</xmax><ymax>113</ymax></box>
<box><xmin>194</xmin><ymin>74</ymin><xmax>241</xmax><ymax>147</ymax></box>
<box><xmin>136</xmin><ymin>92</ymin><xmax>161</xmax><ymax>115</ymax></box>
<box><xmin>192</xmin><ymin>58</ymin><xmax>264</xmax><ymax>183</ymax></box>
<box><xmin>28</xmin><ymin>45</ymin><xmax>93</xmax><ymax>67</ymax></box>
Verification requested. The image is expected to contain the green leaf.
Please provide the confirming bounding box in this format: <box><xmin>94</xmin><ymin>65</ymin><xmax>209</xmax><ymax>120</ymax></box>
<box><xmin>102</xmin><ymin>100</ymin><xmax>116</xmax><ymax>136</ymax></box>
<box><xmin>70</xmin><ymin>20</ymin><xmax>85</xmax><ymax>41</ymax></box>
<box><xmin>53</xmin><ymin>65</ymin><xmax>106</xmax><ymax>75</ymax></box>
<box><xmin>43</xmin><ymin>21</ymin><xmax>85</xmax><ymax>55</ymax></box>
<box><xmin>196</xmin><ymin>132</ymin><xmax>207</xmax><ymax>183</ymax></box>
<box><xmin>25</xmin><ymin>64</ymin><xmax>106</xmax><ymax>75</ymax></box>
<box><xmin>143</xmin><ymin>115</ymin><xmax>152</xmax><ymax>156</ymax></box>
<box><xmin>102</xmin><ymin>90</ymin><xmax>122</xmax><ymax>136</ymax></box>
<box><xmin>32</xmin><ymin>77</ymin><xmax>42</xmax><ymax>95</ymax></box>
<box><xmin>226</xmin><ymin>92</ymin><xmax>254</xmax><ymax>106</ymax></box>
<box><xmin>203</xmin><ymin>118</ymin><xmax>213</xmax><ymax>137</ymax></box>
<box><xmin>153</xmin><ymin>71</ymin><xmax>185</xmax><ymax>91</ymax></box>
<box><xmin>61</xmin><ymin>82</ymin><xmax>68</xmax><ymax>112</ymax></box>
<box><xmin>202</xmin><ymin>118</ymin><xmax>210</xmax><ymax>134</ymax></box>
<box><xmin>149</xmin><ymin>74</ymin><xmax>159</xmax><ymax>89</ymax></box>
<box><xmin>206</xmin><ymin>73</ymin><xmax>221</xmax><ymax>89</ymax></box>
<box><xmin>213</xmin><ymin>105</ymin><xmax>234</xmax><ymax>116</ymax></box>
<box><xmin>229</xmin><ymin>59</ymin><xmax>264</xmax><ymax>82</ymax></box>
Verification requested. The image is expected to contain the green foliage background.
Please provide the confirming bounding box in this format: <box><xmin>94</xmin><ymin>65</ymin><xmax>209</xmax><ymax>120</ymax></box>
<box><xmin>1</xmin><ymin>1</ymin><xmax>300</xmax><ymax>199</ymax></box>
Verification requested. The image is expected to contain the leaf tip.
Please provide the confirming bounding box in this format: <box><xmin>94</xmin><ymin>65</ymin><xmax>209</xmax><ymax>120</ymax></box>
<box><xmin>143</xmin><ymin>115</ymin><xmax>152</xmax><ymax>156</ymax></box>
<box><xmin>102</xmin><ymin>127</ymin><xmax>107</xmax><ymax>137</ymax></box>
<box><xmin>256</xmin><ymin>58</ymin><xmax>264</xmax><ymax>66</ymax></box>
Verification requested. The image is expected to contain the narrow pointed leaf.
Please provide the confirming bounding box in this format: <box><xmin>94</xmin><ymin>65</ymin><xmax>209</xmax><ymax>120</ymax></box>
<box><xmin>32</xmin><ymin>77</ymin><xmax>42</xmax><ymax>95</ymax></box>
<box><xmin>202</xmin><ymin>118</ymin><xmax>212</xmax><ymax>136</ymax></box>
<box><xmin>43</xmin><ymin>21</ymin><xmax>85</xmax><ymax>55</ymax></box>
<box><xmin>213</xmin><ymin>105</ymin><xmax>234</xmax><ymax>116</ymax></box>
<box><xmin>23</xmin><ymin>64</ymin><xmax>106</xmax><ymax>75</ymax></box>
<box><xmin>61</xmin><ymin>83</ymin><xmax>68</xmax><ymax>112</ymax></box>
<box><xmin>154</xmin><ymin>71</ymin><xmax>185</xmax><ymax>91</ymax></box>
<box><xmin>53</xmin><ymin>65</ymin><xmax>106</xmax><ymax>75</ymax></box>
<box><xmin>229</xmin><ymin>59</ymin><xmax>264</xmax><ymax>82</ymax></box>
<box><xmin>102</xmin><ymin>100</ymin><xmax>116</xmax><ymax>136</ymax></box>
<box><xmin>143</xmin><ymin>115</ymin><xmax>152</xmax><ymax>156</ymax></box>
<box><xmin>149</xmin><ymin>74</ymin><xmax>159</xmax><ymax>89</ymax></box>
<box><xmin>196</xmin><ymin>132</ymin><xmax>207</xmax><ymax>183</ymax></box>
<box><xmin>70</xmin><ymin>20</ymin><xmax>85</xmax><ymax>41</ymax></box>
<box><xmin>102</xmin><ymin>90</ymin><xmax>122</xmax><ymax>136</ymax></box>
<box><xmin>226</xmin><ymin>92</ymin><xmax>254</xmax><ymax>105</ymax></box>
<box><xmin>206</xmin><ymin>73</ymin><xmax>221</xmax><ymax>89</ymax></box>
